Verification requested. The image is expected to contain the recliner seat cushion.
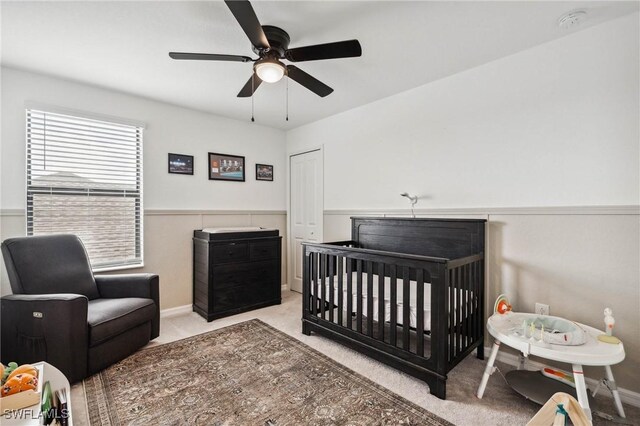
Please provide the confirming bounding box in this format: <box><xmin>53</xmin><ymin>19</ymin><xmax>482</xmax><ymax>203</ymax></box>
<box><xmin>87</xmin><ymin>298</ymin><xmax>155</xmax><ymax>347</ymax></box>
<box><xmin>1</xmin><ymin>234</ymin><xmax>100</xmax><ymax>299</ymax></box>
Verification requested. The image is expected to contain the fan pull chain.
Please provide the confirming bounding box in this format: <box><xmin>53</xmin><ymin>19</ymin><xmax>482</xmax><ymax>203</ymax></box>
<box><xmin>286</xmin><ymin>76</ymin><xmax>289</xmax><ymax>121</ymax></box>
<box><xmin>251</xmin><ymin>74</ymin><xmax>255</xmax><ymax>122</ymax></box>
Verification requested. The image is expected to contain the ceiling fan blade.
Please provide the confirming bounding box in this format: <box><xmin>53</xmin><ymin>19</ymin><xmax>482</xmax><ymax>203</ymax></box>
<box><xmin>285</xmin><ymin>39</ymin><xmax>362</xmax><ymax>62</ymax></box>
<box><xmin>286</xmin><ymin>65</ymin><xmax>333</xmax><ymax>97</ymax></box>
<box><xmin>237</xmin><ymin>73</ymin><xmax>263</xmax><ymax>97</ymax></box>
<box><xmin>224</xmin><ymin>0</ymin><xmax>270</xmax><ymax>50</ymax></box>
<box><xmin>169</xmin><ymin>52</ymin><xmax>253</xmax><ymax>62</ymax></box>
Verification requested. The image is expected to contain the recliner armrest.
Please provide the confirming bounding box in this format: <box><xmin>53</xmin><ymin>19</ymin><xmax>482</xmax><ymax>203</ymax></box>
<box><xmin>0</xmin><ymin>293</ymin><xmax>88</xmax><ymax>383</ymax></box>
<box><xmin>95</xmin><ymin>274</ymin><xmax>158</xmax><ymax>299</ymax></box>
<box><xmin>1</xmin><ymin>293</ymin><xmax>88</xmax><ymax>303</ymax></box>
<box><xmin>95</xmin><ymin>274</ymin><xmax>160</xmax><ymax>340</ymax></box>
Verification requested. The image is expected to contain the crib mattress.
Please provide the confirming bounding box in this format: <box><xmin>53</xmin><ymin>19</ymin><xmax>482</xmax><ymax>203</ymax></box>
<box><xmin>312</xmin><ymin>272</ymin><xmax>472</xmax><ymax>331</ymax></box>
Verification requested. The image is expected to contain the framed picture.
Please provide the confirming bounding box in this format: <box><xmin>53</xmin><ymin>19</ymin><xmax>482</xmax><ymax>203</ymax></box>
<box><xmin>256</xmin><ymin>164</ymin><xmax>274</xmax><ymax>181</ymax></box>
<box><xmin>168</xmin><ymin>153</ymin><xmax>194</xmax><ymax>175</ymax></box>
<box><xmin>208</xmin><ymin>152</ymin><xmax>245</xmax><ymax>182</ymax></box>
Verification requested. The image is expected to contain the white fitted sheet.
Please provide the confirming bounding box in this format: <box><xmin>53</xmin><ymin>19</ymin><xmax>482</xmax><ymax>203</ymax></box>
<box><xmin>312</xmin><ymin>271</ymin><xmax>471</xmax><ymax>331</ymax></box>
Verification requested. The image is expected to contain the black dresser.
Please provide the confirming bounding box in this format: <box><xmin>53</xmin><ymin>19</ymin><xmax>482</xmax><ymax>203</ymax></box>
<box><xmin>193</xmin><ymin>228</ymin><xmax>282</xmax><ymax>322</ymax></box>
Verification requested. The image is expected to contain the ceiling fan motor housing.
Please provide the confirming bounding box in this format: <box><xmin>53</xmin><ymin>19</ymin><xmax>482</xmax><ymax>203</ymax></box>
<box><xmin>252</xmin><ymin>25</ymin><xmax>291</xmax><ymax>57</ymax></box>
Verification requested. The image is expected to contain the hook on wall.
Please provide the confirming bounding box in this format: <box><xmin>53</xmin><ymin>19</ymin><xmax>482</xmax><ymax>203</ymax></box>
<box><xmin>400</xmin><ymin>192</ymin><xmax>418</xmax><ymax>218</ymax></box>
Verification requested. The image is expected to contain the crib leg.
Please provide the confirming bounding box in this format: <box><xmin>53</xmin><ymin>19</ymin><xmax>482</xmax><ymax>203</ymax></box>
<box><xmin>302</xmin><ymin>320</ymin><xmax>311</xmax><ymax>336</ymax></box>
<box><xmin>430</xmin><ymin>378</ymin><xmax>447</xmax><ymax>400</ymax></box>
<box><xmin>477</xmin><ymin>343</ymin><xmax>485</xmax><ymax>360</ymax></box>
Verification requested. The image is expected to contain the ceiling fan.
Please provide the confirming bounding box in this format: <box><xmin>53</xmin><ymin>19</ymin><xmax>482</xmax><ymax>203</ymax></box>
<box><xmin>169</xmin><ymin>0</ymin><xmax>362</xmax><ymax>98</ymax></box>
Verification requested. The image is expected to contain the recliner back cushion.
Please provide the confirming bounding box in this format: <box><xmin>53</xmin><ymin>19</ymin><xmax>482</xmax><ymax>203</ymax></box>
<box><xmin>1</xmin><ymin>234</ymin><xmax>100</xmax><ymax>300</ymax></box>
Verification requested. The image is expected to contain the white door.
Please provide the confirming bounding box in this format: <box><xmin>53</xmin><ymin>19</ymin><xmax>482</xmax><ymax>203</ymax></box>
<box><xmin>289</xmin><ymin>149</ymin><xmax>323</xmax><ymax>293</ymax></box>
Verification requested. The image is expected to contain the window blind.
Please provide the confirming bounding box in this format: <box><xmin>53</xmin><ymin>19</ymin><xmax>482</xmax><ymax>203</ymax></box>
<box><xmin>26</xmin><ymin>108</ymin><xmax>143</xmax><ymax>270</ymax></box>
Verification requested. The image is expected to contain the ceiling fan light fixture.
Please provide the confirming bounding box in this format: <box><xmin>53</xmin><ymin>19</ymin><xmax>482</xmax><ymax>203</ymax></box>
<box><xmin>255</xmin><ymin>58</ymin><xmax>285</xmax><ymax>83</ymax></box>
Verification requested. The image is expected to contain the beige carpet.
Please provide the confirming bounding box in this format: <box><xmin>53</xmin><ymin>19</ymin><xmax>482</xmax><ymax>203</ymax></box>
<box><xmin>72</xmin><ymin>292</ymin><xmax>640</xmax><ymax>425</ymax></box>
<box><xmin>83</xmin><ymin>319</ymin><xmax>450</xmax><ymax>425</ymax></box>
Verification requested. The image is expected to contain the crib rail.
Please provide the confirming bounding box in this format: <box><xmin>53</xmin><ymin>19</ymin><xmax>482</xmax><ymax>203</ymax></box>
<box><xmin>302</xmin><ymin>242</ymin><xmax>449</xmax><ymax>369</ymax></box>
<box><xmin>446</xmin><ymin>254</ymin><xmax>484</xmax><ymax>368</ymax></box>
<box><xmin>302</xmin><ymin>241</ymin><xmax>484</xmax><ymax>397</ymax></box>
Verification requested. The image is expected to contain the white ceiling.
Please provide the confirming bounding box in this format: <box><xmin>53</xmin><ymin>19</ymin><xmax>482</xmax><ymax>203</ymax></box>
<box><xmin>2</xmin><ymin>1</ymin><xmax>638</xmax><ymax>130</ymax></box>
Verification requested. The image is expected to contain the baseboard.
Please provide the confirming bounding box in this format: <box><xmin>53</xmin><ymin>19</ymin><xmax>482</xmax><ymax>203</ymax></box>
<box><xmin>486</xmin><ymin>345</ymin><xmax>640</xmax><ymax>409</ymax></box>
<box><xmin>160</xmin><ymin>304</ymin><xmax>192</xmax><ymax>319</ymax></box>
<box><xmin>160</xmin><ymin>286</ymin><xmax>289</xmax><ymax>318</ymax></box>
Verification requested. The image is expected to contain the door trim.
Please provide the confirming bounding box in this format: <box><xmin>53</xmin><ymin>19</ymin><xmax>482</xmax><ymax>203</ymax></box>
<box><xmin>287</xmin><ymin>146</ymin><xmax>324</xmax><ymax>293</ymax></box>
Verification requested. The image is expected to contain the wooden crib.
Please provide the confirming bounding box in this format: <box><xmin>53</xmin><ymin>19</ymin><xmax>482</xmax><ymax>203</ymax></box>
<box><xmin>302</xmin><ymin>217</ymin><xmax>486</xmax><ymax>399</ymax></box>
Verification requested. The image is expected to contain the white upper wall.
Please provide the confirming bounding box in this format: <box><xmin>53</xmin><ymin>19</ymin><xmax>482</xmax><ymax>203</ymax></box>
<box><xmin>287</xmin><ymin>13</ymin><xmax>640</xmax><ymax>210</ymax></box>
<box><xmin>0</xmin><ymin>67</ymin><xmax>287</xmax><ymax>211</ymax></box>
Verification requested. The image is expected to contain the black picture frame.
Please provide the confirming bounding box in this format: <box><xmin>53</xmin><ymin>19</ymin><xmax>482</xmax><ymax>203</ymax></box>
<box><xmin>168</xmin><ymin>153</ymin><xmax>194</xmax><ymax>175</ymax></box>
<box><xmin>255</xmin><ymin>164</ymin><xmax>274</xmax><ymax>181</ymax></box>
<box><xmin>208</xmin><ymin>152</ymin><xmax>245</xmax><ymax>182</ymax></box>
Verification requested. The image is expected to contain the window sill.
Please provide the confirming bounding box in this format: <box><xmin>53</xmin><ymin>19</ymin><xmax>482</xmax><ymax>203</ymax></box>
<box><xmin>92</xmin><ymin>263</ymin><xmax>144</xmax><ymax>273</ymax></box>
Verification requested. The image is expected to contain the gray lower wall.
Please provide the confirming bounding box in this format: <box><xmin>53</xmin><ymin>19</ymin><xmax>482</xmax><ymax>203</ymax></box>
<box><xmin>0</xmin><ymin>210</ymin><xmax>288</xmax><ymax>310</ymax></box>
<box><xmin>322</xmin><ymin>207</ymin><xmax>640</xmax><ymax>394</ymax></box>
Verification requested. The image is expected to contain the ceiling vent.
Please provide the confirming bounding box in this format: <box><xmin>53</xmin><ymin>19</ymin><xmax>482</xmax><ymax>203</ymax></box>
<box><xmin>558</xmin><ymin>10</ymin><xmax>588</xmax><ymax>30</ymax></box>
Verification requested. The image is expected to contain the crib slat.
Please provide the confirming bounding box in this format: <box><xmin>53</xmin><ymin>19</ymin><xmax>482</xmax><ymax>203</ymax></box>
<box><xmin>479</xmin><ymin>260</ymin><xmax>485</xmax><ymax>346</ymax></box>
<box><xmin>347</xmin><ymin>257</ymin><xmax>353</xmax><ymax>330</ymax></box>
<box><xmin>320</xmin><ymin>253</ymin><xmax>326</xmax><ymax>319</ymax></box>
<box><xmin>402</xmin><ymin>266</ymin><xmax>410</xmax><ymax>351</ymax></box>
<box><xmin>456</xmin><ymin>267</ymin><xmax>462</xmax><ymax>356</ymax></box>
<box><xmin>311</xmin><ymin>252</ymin><xmax>317</xmax><ymax>317</ymax></box>
<box><xmin>449</xmin><ymin>268</ymin><xmax>454</xmax><ymax>362</ymax></box>
<box><xmin>467</xmin><ymin>263</ymin><xmax>472</xmax><ymax>347</ymax></box>
<box><xmin>462</xmin><ymin>265</ymin><xmax>468</xmax><ymax>349</ymax></box>
<box><xmin>478</xmin><ymin>260</ymin><xmax>484</xmax><ymax>343</ymax></box>
<box><xmin>328</xmin><ymin>255</ymin><xmax>335</xmax><ymax>323</ymax></box>
<box><xmin>453</xmin><ymin>268</ymin><xmax>460</xmax><ymax>352</ymax></box>
<box><xmin>390</xmin><ymin>264</ymin><xmax>397</xmax><ymax>347</ymax></box>
<box><xmin>356</xmin><ymin>259</ymin><xmax>363</xmax><ymax>333</ymax></box>
<box><xmin>416</xmin><ymin>268</ymin><xmax>424</xmax><ymax>357</ymax></box>
<box><xmin>377</xmin><ymin>262</ymin><xmax>385</xmax><ymax>340</ymax></box>
<box><xmin>475</xmin><ymin>260</ymin><xmax>481</xmax><ymax>341</ymax></box>
<box><xmin>463</xmin><ymin>264</ymin><xmax>469</xmax><ymax>349</ymax></box>
<box><xmin>367</xmin><ymin>261</ymin><xmax>374</xmax><ymax>336</ymax></box>
<box><xmin>337</xmin><ymin>257</ymin><xmax>344</xmax><ymax>326</ymax></box>
<box><xmin>470</xmin><ymin>261</ymin><xmax>475</xmax><ymax>343</ymax></box>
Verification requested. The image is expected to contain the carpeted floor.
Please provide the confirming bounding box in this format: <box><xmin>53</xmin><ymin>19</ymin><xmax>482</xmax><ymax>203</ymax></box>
<box><xmin>83</xmin><ymin>319</ymin><xmax>450</xmax><ymax>425</ymax></box>
<box><xmin>72</xmin><ymin>291</ymin><xmax>640</xmax><ymax>425</ymax></box>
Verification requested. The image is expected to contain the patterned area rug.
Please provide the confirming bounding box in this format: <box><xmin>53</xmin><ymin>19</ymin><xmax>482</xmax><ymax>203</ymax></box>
<box><xmin>84</xmin><ymin>319</ymin><xmax>451</xmax><ymax>425</ymax></box>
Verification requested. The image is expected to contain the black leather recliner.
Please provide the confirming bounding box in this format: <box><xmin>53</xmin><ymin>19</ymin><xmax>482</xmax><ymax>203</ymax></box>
<box><xmin>1</xmin><ymin>234</ymin><xmax>159</xmax><ymax>383</ymax></box>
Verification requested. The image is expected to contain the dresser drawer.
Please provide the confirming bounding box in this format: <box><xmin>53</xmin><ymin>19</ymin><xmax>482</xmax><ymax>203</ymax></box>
<box><xmin>212</xmin><ymin>266</ymin><xmax>247</xmax><ymax>289</ymax></box>
<box><xmin>212</xmin><ymin>282</ymin><xmax>277</xmax><ymax>312</ymax></box>
<box><xmin>249</xmin><ymin>240</ymin><xmax>280</xmax><ymax>261</ymax></box>
<box><xmin>212</xmin><ymin>286</ymin><xmax>240</xmax><ymax>312</ymax></box>
<box><xmin>212</xmin><ymin>243</ymin><xmax>248</xmax><ymax>263</ymax></box>
<box><xmin>245</xmin><ymin>262</ymin><xmax>279</xmax><ymax>282</ymax></box>
<box><xmin>213</xmin><ymin>261</ymin><xmax>277</xmax><ymax>288</ymax></box>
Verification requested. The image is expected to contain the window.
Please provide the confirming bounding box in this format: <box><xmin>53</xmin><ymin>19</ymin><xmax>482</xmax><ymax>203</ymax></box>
<box><xmin>26</xmin><ymin>108</ymin><xmax>143</xmax><ymax>270</ymax></box>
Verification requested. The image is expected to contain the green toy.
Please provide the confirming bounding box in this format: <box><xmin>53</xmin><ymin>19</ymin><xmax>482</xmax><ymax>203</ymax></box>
<box><xmin>2</xmin><ymin>361</ymin><xmax>19</xmax><ymax>383</ymax></box>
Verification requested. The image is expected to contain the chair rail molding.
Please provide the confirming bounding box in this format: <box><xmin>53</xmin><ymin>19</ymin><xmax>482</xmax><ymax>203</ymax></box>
<box><xmin>323</xmin><ymin>205</ymin><xmax>640</xmax><ymax>216</ymax></box>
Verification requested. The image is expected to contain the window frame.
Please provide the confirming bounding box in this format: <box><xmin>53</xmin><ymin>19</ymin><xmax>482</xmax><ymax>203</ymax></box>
<box><xmin>25</xmin><ymin>104</ymin><xmax>145</xmax><ymax>272</ymax></box>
